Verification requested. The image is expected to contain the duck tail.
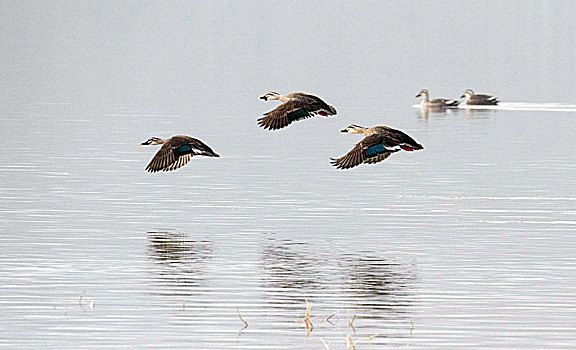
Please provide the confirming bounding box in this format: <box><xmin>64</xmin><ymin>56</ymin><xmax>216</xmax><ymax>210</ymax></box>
<box><xmin>200</xmin><ymin>148</ymin><xmax>220</xmax><ymax>157</ymax></box>
<box><xmin>400</xmin><ymin>143</ymin><xmax>423</xmax><ymax>152</ymax></box>
<box><xmin>318</xmin><ymin>106</ymin><xmax>337</xmax><ymax>117</ymax></box>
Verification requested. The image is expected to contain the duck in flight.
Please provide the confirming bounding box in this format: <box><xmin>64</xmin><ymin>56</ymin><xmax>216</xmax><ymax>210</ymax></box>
<box><xmin>140</xmin><ymin>135</ymin><xmax>219</xmax><ymax>172</ymax></box>
<box><xmin>331</xmin><ymin>125</ymin><xmax>423</xmax><ymax>170</ymax></box>
<box><xmin>416</xmin><ymin>89</ymin><xmax>459</xmax><ymax>108</ymax></box>
<box><xmin>258</xmin><ymin>92</ymin><xmax>337</xmax><ymax>130</ymax></box>
<box><xmin>460</xmin><ymin>89</ymin><xmax>499</xmax><ymax>105</ymax></box>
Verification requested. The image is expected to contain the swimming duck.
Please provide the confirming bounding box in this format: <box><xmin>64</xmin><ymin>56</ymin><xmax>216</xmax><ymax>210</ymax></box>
<box><xmin>331</xmin><ymin>125</ymin><xmax>423</xmax><ymax>170</ymax></box>
<box><xmin>460</xmin><ymin>89</ymin><xmax>499</xmax><ymax>105</ymax></box>
<box><xmin>258</xmin><ymin>92</ymin><xmax>337</xmax><ymax>130</ymax></box>
<box><xmin>140</xmin><ymin>135</ymin><xmax>219</xmax><ymax>172</ymax></box>
<box><xmin>415</xmin><ymin>89</ymin><xmax>459</xmax><ymax>108</ymax></box>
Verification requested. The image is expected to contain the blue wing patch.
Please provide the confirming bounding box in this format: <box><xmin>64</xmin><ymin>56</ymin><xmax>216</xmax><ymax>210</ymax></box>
<box><xmin>287</xmin><ymin>108</ymin><xmax>309</xmax><ymax>121</ymax></box>
<box><xmin>175</xmin><ymin>144</ymin><xmax>193</xmax><ymax>156</ymax></box>
<box><xmin>365</xmin><ymin>144</ymin><xmax>386</xmax><ymax>157</ymax></box>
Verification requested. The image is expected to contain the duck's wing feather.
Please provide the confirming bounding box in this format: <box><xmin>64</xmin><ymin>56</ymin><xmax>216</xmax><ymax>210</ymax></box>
<box><xmin>178</xmin><ymin>136</ymin><xmax>220</xmax><ymax>157</ymax></box>
<box><xmin>163</xmin><ymin>154</ymin><xmax>192</xmax><ymax>172</ymax></box>
<box><xmin>430</xmin><ymin>98</ymin><xmax>459</xmax><ymax>106</ymax></box>
<box><xmin>257</xmin><ymin>100</ymin><xmax>314</xmax><ymax>130</ymax></box>
<box><xmin>292</xmin><ymin>93</ymin><xmax>338</xmax><ymax>115</ymax></box>
<box><xmin>468</xmin><ymin>95</ymin><xmax>499</xmax><ymax>105</ymax></box>
<box><xmin>475</xmin><ymin>94</ymin><xmax>495</xmax><ymax>99</ymax></box>
<box><xmin>363</xmin><ymin>151</ymin><xmax>395</xmax><ymax>164</ymax></box>
<box><xmin>146</xmin><ymin>142</ymin><xmax>181</xmax><ymax>172</ymax></box>
<box><xmin>258</xmin><ymin>93</ymin><xmax>337</xmax><ymax>130</ymax></box>
<box><xmin>378</xmin><ymin>127</ymin><xmax>423</xmax><ymax>150</ymax></box>
<box><xmin>331</xmin><ymin>134</ymin><xmax>395</xmax><ymax>169</ymax></box>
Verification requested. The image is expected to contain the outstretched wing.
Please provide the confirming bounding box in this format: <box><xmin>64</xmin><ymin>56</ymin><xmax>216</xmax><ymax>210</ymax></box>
<box><xmin>331</xmin><ymin>134</ymin><xmax>396</xmax><ymax>170</ymax></box>
<box><xmin>257</xmin><ymin>100</ymin><xmax>314</xmax><ymax>130</ymax></box>
<box><xmin>363</xmin><ymin>151</ymin><xmax>395</xmax><ymax>164</ymax></box>
<box><xmin>146</xmin><ymin>142</ymin><xmax>183</xmax><ymax>172</ymax></box>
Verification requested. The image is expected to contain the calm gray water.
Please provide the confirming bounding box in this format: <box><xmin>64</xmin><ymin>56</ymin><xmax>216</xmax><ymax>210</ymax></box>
<box><xmin>1</xmin><ymin>1</ymin><xmax>576</xmax><ymax>349</ymax></box>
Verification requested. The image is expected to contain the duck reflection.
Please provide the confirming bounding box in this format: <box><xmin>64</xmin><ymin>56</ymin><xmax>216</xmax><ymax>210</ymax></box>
<box><xmin>260</xmin><ymin>236</ymin><xmax>415</xmax><ymax>318</ymax></box>
<box><xmin>419</xmin><ymin>105</ymin><xmax>460</xmax><ymax>120</ymax></box>
<box><xmin>261</xmin><ymin>237</ymin><xmax>322</xmax><ymax>291</ymax></box>
<box><xmin>342</xmin><ymin>254</ymin><xmax>416</xmax><ymax>315</ymax></box>
<box><xmin>463</xmin><ymin>107</ymin><xmax>497</xmax><ymax>118</ymax></box>
<box><xmin>147</xmin><ymin>230</ymin><xmax>213</xmax><ymax>295</ymax></box>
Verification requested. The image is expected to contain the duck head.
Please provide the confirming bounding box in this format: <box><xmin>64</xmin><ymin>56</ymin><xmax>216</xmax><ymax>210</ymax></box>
<box><xmin>340</xmin><ymin>124</ymin><xmax>367</xmax><ymax>134</ymax></box>
<box><xmin>140</xmin><ymin>137</ymin><xmax>165</xmax><ymax>146</ymax></box>
<box><xmin>460</xmin><ymin>89</ymin><xmax>475</xmax><ymax>99</ymax></box>
<box><xmin>259</xmin><ymin>91</ymin><xmax>281</xmax><ymax>101</ymax></box>
<box><xmin>415</xmin><ymin>89</ymin><xmax>429</xmax><ymax>99</ymax></box>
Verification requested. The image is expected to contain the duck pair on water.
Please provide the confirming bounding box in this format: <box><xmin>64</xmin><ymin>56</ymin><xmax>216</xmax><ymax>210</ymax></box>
<box><xmin>416</xmin><ymin>89</ymin><xmax>499</xmax><ymax>108</ymax></box>
<box><xmin>141</xmin><ymin>92</ymin><xmax>423</xmax><ymax>172</ymax></box>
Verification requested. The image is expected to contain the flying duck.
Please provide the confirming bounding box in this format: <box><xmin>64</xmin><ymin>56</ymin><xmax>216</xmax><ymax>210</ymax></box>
<box><xmin>331</xmin><ymin>125</ymin><xmax>423</xmax><ymax>170</ymax></box>
<box><xmin>258</xmin><ymin>92</ymin><xmax>337</xmax><ymax>130</ymax></box>
<box><xmin>140</xmin><ymin>135</ymin><xmax>219</xmax><ymax>172</ymax></box>
<box><xmin>416</xmin><ymin>89</ymin><xmax>459</xmax><ymax>108</ymax></box>
<box><xmin>460</xmin><ymin>89</ymin><xmax>499</xmax><ymax>105</ymax></box>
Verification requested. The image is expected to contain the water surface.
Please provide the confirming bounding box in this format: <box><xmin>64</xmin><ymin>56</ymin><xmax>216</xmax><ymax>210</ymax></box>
<box><xmin>1</xmin><ymin>1</ymin><xmax>575</xmax><ymax>349</ymax></box>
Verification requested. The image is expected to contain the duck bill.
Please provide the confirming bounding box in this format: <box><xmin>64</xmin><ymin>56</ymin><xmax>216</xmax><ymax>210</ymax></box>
<box><xmin>339</xmin><ymin>129</ymin><xmax>349</xmax><ymax>133</ymax></box>
<box><xmin>259</xmin><ymin>95</ymin><xmax>268</xmax><ymax>101</ymax></box>
<box><xmin>460</xmin><ymin>95</ymin><xmax>465</xmax><ymax>98</ymax></box>
<box><xmin>140</xmin><ymin>141</ymin><xmax>151</xmax><ymax>145</ymax></box>
<box><xmin>415</xmin><ymin>94</ymin><xmax>421</xmax><ymax>98</ymax></box>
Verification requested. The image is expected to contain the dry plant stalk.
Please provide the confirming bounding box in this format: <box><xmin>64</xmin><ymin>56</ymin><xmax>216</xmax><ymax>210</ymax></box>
<box><xmin>304</xmin><ymin>299</ymin><xmax>312</xmax><ymax>337</ymax></box>
<box><xmin>237</xmin><ymin>308</ymin><xmax>248</xmax><ymax>330</ymax></box>
<box><xmin>354</xmin><ymin>334</ymin><xmax>377</xmax><ymax>347</ymax></box>
<box><xmin>346</xmin><ymin>334</ymin><xmax>377</xmax><ymax>349</ymax></box>
<box><xmin>349</xmin><ymin>314</ymin><xmax>357</xmax><ymax>333</ymax></box>
<box><xmin>79</xmin><ymin>290</ymin><xmax>87</xmax><ymax>308</ymax></box>
<box><xmin>346</xmin><ymin>335</ymin><xmax>356</xmax><ymax>350</ymax></box>
<box><xmin>326</xmin><ymin>312</ymin><xmax>337</xmax><ymax>324</ymax></box>
<box><xmin>410</xmin><ymin>319</ymin><xmax>414</xmax><ymax>335</ymax></box>
<box><xmin>319</xmin><ymin>338</ymin><xmax>330</xmax><ymax>350</ymax></box>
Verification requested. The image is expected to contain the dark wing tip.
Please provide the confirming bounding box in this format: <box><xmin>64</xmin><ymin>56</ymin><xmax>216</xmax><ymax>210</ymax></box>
<box><xmin>257</xmin><ymin>116</ymin><xmax>271</xmax><ymax>130</ymax></box>
<box><xmin>257</xmin><ymin>115</ymin><xmax>288</xmax><ymax>130</ymax></box>
<box><xmin>330</xmin><ymin>157</ymin><xmax>355</xmax><ymax>170</ymax></box>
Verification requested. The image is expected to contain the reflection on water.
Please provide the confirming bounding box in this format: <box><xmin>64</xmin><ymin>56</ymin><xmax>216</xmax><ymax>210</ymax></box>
<box><xmin>261</xmin><ymin>238</ymin><xmax>322</xmax><ymax>291</ymax></box>
<box><xmin>260</xmin><ymin>236</ymin><xmax>415</xmax><ymax>324</ymax></box>
<box><xmin>344</xmin><ymin>255</ymin><xmax>415</xmax><ymax>315</ymax></box>
<box><xmin>417</xmin><ymin>102</ymin><xmax>576</xmax><ymax>119</ymax></box>
<box><xmin>3</xmin><ymin>1</ymin><xmax>576</xmax><ymax>347</ymax></box>
<box><xmin>418</xmin><ymin>106</ymin><xmax>460</xmax><ymax>119</ymax></box>
<box><xmin>462</xmin><ymin>107</ymin><xmax>498</xmax><ymax>118</ymax></box>
<box><xmin>141</xmin><ymin>233</ymin><xmax>416</xmax><ymax>345</ymax></box>
<box><xmin>147</xmin><ymin>230</ymin><xmax>213</xmax><ymax>295</ymax></box>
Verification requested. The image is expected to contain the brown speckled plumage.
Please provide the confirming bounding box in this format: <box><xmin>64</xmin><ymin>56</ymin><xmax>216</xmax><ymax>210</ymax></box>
<box><xmin>258</xmin><ymin>92</ymin><xmax>337</xmax><ymax>130</ymax></box>
<box><xmin>331</xmin><ymin>125</ymin><xmax>423</xmax><ymax>170</ymax></box>
<box><xmin>141</xmin><ymin>135</ymin><xmax>219</xmax><ymax>173</ymax></box>
<box><xmin>461</xmin><ymin>89</ymin><xmax>499</xmax><ymax>105</ymax></box>
<box><xmin>416</xmin><ymin>89</ymin><xmax>459</xmax><ymax>108</ymax></box>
